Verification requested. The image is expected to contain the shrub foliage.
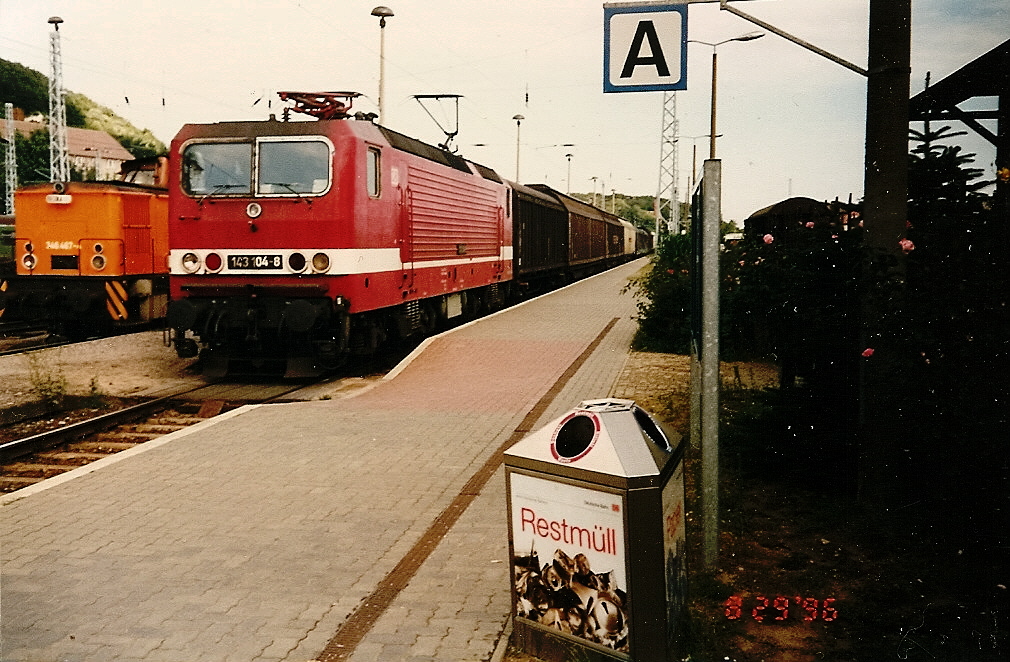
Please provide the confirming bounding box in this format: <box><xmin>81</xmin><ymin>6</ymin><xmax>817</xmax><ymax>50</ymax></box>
<box><xmin>629</xmin><ymin>126</ymin><xmax>1006</xmax><ymax>544</ymax></box>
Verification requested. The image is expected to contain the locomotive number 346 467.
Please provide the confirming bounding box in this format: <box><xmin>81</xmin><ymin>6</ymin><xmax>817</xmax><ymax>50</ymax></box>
<box><xmin>227</xmin><ymin>254</ymin><xmax>283</xmax><ymax>269</ymax></box>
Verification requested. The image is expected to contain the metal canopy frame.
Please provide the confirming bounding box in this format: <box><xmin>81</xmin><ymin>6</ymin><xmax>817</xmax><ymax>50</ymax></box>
<box><xmin>908</xmin><ymin>38</ymin><xmax>1009</xmax><ymax>151</ymax></box>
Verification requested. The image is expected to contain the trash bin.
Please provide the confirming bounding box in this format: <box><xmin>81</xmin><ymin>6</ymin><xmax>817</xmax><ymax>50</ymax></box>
<box><xmin>504</xmin><ymin>399</ymin><xmax>687</xmax><ymax>662</ymax></box>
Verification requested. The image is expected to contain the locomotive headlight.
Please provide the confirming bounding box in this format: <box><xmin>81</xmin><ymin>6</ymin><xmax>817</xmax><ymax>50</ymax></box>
<box><xmin>181</xmin><ymin>252</ymin><xmax>202</xmax><ymax>273</ymax></box>
<box><xmin>288</xmin><ymin>252</ymin><xmax>307</xmax><ymax>273</ymax></box>
<box><xmin>22</xmin><ymin>253</ymin><xmax>37</xmax><ymax>270</ymax></box>
<box><xmin>312</xmin><ymin>252</ymin><xmax>331</xmax><ymax>273</ymax></box>
<box><xmin>91</xmin><ymin>254</ymin><xmax>107</xmax><ymax>270</ymax></box>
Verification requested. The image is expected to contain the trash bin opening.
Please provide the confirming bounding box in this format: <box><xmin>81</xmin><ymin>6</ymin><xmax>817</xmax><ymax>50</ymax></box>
<box><xmin>551</xmin><ymin>412</ymin><xmax>600</xmax><ymax>461</ymax></box>
<box><xmin>633</xmin><ymin>406</ymin><xmax>673</xmax><ymax>452</ymax></box>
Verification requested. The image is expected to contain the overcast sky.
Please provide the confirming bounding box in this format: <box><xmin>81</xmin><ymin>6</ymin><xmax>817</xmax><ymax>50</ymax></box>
<box><xmin>1</xmin><ymin>0</ymin><xmax>1006</xmax><ymax>223</ymax></box>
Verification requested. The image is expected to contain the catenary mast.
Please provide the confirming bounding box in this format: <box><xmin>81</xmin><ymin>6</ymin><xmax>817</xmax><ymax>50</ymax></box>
<box><xmin>4</xmin><ymin>103</ymin><xmax>15</xmax><ymax>215</ymax></box>
<box><xmin>655</xmin><ymin>91</ymin><xmax>680</xmax><ymax>235</ymax></box>
<box><xmin>48</xmin><ymin>16</ymin><xmax>70</xmax><ymax>183</ymax></box>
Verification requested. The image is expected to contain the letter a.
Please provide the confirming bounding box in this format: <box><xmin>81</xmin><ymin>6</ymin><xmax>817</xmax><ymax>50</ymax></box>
<box><xmin>620</xmin><ymin>20</ymin><xmax>670</xmax><ymax>79</ymax></box>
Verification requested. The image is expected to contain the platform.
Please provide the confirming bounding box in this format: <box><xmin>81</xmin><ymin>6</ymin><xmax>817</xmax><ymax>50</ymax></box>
<box><xmin>1</xmin><ymin>259</ymin><xmax>649</xmax><ymax>662</ymax></box>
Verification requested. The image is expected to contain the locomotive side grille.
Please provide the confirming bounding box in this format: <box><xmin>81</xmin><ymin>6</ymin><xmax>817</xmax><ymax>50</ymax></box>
<box><xmin>404</xmin><ymin>300</ymin><xmax>423</xmax><ymax>332</ymax></box>
<box><xmin>487</xmin><ymin>283</ymin><xmax>503</xmax><ymax>308</ymax></box>
<box><xmin>406</xmin><ymin>166</ymin><xmax>501</xmax><ymax>262</ymax></box>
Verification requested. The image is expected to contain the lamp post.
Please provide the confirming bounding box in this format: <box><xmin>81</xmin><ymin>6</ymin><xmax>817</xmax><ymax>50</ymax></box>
<box><xmin>512</xmin><ymin>114</ymin><xmax>524</xmax><ymax>180</ymax></box>
<box><xmin>684</xmin><ymin>134</ymin><xmax>722</xmax><ymax>189</ymax></box>
<box><xmin>371</xmin><ymin>6</ymin><xmax>394</xmax><ymax>121</ymax></box>
<box><xmin>688</xmin><ymin>32</ymin><xmax>763</xmax><ymax>159</ymax></box>
<box><xmin>565</xmin><ymin>153</ymin><xmax>573</xmax><ymax>194</ymax></box>
<box><xmin>84</xmin><ymin>147</ymin><xmax>103</xmax><ymax>180</ymax></box>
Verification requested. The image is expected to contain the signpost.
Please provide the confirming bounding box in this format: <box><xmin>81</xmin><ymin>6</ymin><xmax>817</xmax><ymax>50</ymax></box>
<box><xmin>603</xmin><ymin>2</ymin><xmax>688</xmax><ymax>93</ymax></box>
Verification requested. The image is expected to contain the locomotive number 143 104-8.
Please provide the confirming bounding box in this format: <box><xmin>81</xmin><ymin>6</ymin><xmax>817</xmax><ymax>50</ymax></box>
<box><xmin>227</xmin><ymin>254</ymin><xmax>283</xmax><ymax>270</ymax></box>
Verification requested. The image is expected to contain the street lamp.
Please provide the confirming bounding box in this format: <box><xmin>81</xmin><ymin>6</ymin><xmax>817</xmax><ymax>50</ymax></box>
<box><xmin>512</xmin><ymin>114</ymin><xmax>524</xmax><ymax>180</ymax></box>
<box><xmin>84</xmin><ymin>147</ymin><xmax>103</xmax><ymax>180</ymax></box>
<box><xmin>371</xmin><ymin>6</ymin><xmax>394</xmax><ymax>121</ymax></box>
<box><xmin>688</xmin><ymin>32</ymin><xmax>763</xmax><ymax>159</ymax></box>
<box><xmin>683</xmin><ymin>134</ymin><xmax>722</xmax><ymax>189</ymax></box>
<box><xmin>565</xmin><ymin>152</ymin><xmax>574</xmax><ymax>194</ymax></box>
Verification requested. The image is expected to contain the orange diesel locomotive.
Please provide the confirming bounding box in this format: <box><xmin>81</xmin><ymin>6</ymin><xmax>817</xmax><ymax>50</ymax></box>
<box><xmin>9</xmin><ymin>157</ymin><xmax>170</xmax><ymax>337</ymax></box>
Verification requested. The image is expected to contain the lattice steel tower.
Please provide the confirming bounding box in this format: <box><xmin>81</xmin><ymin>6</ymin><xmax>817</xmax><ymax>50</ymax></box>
<box><xmin>655</xmin><ymin>91</ymin><xmax>680</xmax><ymax>236</ymax></box>
<box><xmin>48</xmin><ymin>16</ymin><xmax>70</xmax><ymax>183</ymax></box>
<box><xmin>4</xmin><ymin>103</ymin><xmax>16</xmax><ymax>215</ymax></box>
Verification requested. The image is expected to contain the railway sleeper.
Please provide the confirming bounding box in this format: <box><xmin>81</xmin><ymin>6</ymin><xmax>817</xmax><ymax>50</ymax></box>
<box><xmin>1</xmin><ymin>405</ymin><xmax>227</xmax><ymax>494</ymax></box>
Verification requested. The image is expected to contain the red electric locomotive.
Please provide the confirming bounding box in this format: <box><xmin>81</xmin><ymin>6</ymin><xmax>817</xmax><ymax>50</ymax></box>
<box><xmin>166</xmin><ymin>92</ymin><xmax>512</xmax><ymax>376</ymax></box>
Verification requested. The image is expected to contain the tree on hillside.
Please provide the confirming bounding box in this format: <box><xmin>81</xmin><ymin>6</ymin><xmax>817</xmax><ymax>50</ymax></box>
<box><xmin>67</xmin><ymin>92</ymin><xmax>166</xmax><ymax>157</ymax></box>
<box><xmin>14</xmin><ymin>128</ymin><xmax>51</xmax><ymax>184</ymax></box>
<box><xmin>0</xmin><ymin>59</ymin><xmax>85</xmax><ymax>126</ymax></box>
<box><xmin>1</xmin><ymin>59</ymin><xmax>166</xmax><ymax>164</ymax></box>
<box><xmin>1</xmin><ymin>59</ymin><xmax>49</xmax><ymax>116</ymax></box>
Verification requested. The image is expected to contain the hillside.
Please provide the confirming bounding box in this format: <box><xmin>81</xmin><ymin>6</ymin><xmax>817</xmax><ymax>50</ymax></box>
<box><xmin>569</xmin><ymin>192</ymin><xmax>662</xmax><ymax>232</ymax></box>
<box><xmin>0</xmin><ymin>58</ymin><xmax>166</xmax><ymax>157</ymax></box>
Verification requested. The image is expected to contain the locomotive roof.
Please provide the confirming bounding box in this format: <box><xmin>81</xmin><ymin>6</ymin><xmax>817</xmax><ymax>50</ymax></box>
<box><xmin>376</xmin><ymin>126</ymin><xmax>503</xmax><ymax>184</ymax></box>
<box><xmin>175</xmin><ymin>117</ymin><xmax>504</xmax><ymax>185</ymax></box>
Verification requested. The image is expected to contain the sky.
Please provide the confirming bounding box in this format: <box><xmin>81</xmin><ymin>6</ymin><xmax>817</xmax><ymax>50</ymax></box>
<box><xmin>1</xmin><ymin>0</ymin><xmax>1006</xmax><ymax>224</ymax></box>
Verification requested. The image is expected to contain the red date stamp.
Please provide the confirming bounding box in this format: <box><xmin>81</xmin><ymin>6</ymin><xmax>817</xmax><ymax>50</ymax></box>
<box><xmin>724</xmin><ymin>595</ymin><xmax>838</xmax><ymax>622</ymax></box>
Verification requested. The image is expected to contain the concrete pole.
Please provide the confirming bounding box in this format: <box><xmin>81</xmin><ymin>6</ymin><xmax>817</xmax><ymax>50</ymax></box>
<box><xmin>709</xmin><ymin>51</ymin><xmax>718</xmax><ymax>159</ymax></box>
<box><xmin>700</xmin><ymin>159</ymin><xmax>722</xmax><ymax>571</ymax></box>
<box><xmin>858</xmin><ymin>0</ymin><xmax>911</xmax><ymax>504</ymax></box>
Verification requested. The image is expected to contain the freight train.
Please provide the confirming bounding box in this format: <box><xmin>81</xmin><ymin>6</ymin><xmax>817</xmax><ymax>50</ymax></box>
<box><xmin>165</xmin><ymin>91</ymin><xmax>651</xmax><ymax>377</ymax></box>
<box><xmin>1</xmin><ymin>158</ymin><xmax>170</xmax><ymax>337</ymax></box>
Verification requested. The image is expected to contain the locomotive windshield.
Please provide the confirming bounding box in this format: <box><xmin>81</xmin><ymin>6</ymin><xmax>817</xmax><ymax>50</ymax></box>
<box><xmin>257</xmin><ymin>140</ymin><xmax>330</xmax><ymax>194</ymax></box>
<box><xmin>182</xmin><ymin>138</ymin><xmax>332</xmax><ymax>197</ymax></box>
<box><xmin>182</xmin><ymin>143</ymin><xmax>253</xmax><ymax>195</ymax></box>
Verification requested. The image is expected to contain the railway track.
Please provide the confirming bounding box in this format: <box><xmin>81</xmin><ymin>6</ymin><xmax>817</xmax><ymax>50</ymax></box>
<box><xmin>0</xmin><ymin>377</ymin><xmax>376</xmax><ymax>494</ymax></box>
<box><xmin>0</xmin><ymin>320</ymin><xmax>165</xmax><ymax>356</ymax></box>
<box><xmin>0</xmin><ymin>321</ymin><xmax>64</xmax><ymax>356</ymax></box>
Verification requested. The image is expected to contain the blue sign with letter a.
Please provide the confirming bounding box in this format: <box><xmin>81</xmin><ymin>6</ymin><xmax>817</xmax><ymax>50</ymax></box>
<box><xmin>604</xmin><ymin>2</ymin><xmax>688</xmax><ymax>92</ymax></box>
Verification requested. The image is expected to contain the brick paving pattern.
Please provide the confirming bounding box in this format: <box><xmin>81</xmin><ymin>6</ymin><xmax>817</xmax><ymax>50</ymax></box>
<box><xmin>1</xmin><ymin>260</ymin><xmax>646</xmax><ymax>662</ymax></box>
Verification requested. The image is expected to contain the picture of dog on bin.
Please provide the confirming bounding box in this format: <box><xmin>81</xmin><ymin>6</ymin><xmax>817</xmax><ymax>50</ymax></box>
<box><xmin>512</xmin><ymin>544</ymin><xmax>630</xmax><ymax>652</ymax></box>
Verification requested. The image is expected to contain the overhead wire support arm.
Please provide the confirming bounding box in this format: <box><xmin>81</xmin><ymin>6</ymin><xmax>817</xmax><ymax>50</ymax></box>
<box><xmin>719</xmin><ymin>0</ymin><xmax>868</xmax><ymax>77</ymax></box>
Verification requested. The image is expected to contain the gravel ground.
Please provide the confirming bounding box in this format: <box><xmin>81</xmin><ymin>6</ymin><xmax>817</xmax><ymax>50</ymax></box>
<box><xmin>0</xmin><ymin>331</ymin><xmax>204</xmax><ymax>410</ymax></box>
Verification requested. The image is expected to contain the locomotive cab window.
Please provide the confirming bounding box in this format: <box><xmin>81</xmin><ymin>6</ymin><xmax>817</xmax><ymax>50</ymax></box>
<box><xmin>367</xmin><ymin>147</ymin><xmax>381</xmax><ymax>198</ymax></box>
<box><xmin>182</xmin><ymin>142</ymin><xmax>253</xmax><ymax>195</ymax></box>
<box><xmin>182</xmin><ymin>138</ymin><xmax>332</xmax><ymax>198</ymax></box>
<box><xmin>257</xmin><ymin>139</ymin><xmax>331</xmax><ymax>195</ymax></box>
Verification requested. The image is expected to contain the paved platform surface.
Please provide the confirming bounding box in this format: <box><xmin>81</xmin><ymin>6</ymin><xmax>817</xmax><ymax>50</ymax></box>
<box><xmin>2</xmin><ymin>259</ymin><xmax>648</xmax><ymax>662</ymax></box>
